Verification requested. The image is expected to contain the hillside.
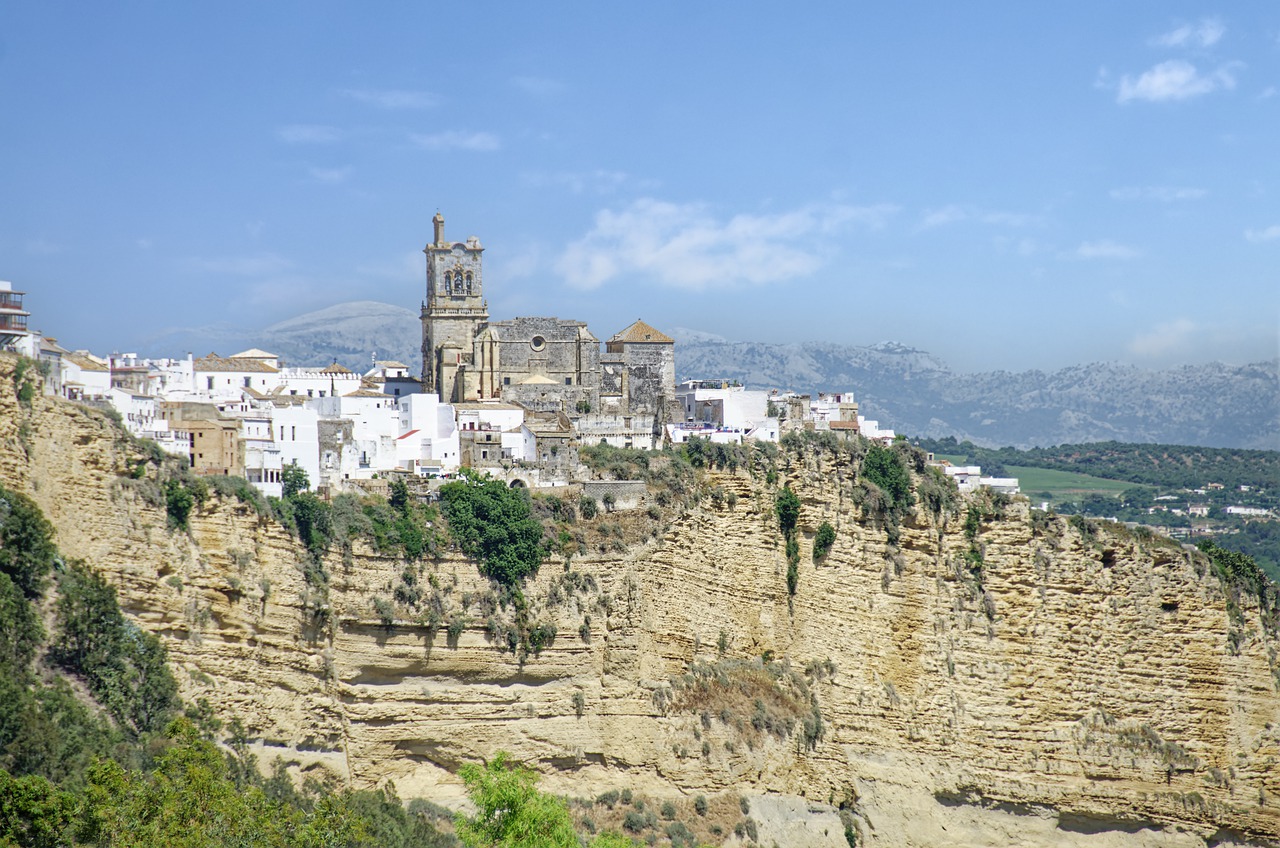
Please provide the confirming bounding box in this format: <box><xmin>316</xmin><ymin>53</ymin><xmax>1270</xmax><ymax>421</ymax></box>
<box><xmin>3</xmin><ymin>353</ymin><xmax>1280</xmax><ymax>847</ymax></box>
<box><xmin>139</xmin><ymin>301</ymin><xmax>1278</xmax><ymax>449</ymax></box>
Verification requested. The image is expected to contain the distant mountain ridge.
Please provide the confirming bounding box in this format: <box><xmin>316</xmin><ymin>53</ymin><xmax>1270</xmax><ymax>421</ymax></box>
<box><xmin>140</xmin><ymin>301</ymin><xmax>1278</xmax><ymax>450</ymax></box>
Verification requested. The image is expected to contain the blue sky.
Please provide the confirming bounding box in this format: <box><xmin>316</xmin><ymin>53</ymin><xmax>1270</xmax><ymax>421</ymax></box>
<box><xmin>1</xmin><ymin>3</ymin><xmax>1277</xmax><ymax>372</ymax></box>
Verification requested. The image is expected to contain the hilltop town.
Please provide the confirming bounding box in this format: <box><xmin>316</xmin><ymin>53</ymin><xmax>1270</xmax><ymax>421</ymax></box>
<box><xmin>0</xmin><ymin>217</ymin><xmax>921</xmax><ymax>499</ymax></box>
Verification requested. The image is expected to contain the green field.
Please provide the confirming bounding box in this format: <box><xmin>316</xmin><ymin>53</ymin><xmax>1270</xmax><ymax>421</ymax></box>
<box><xmin>1006</xmin><ymin>465</ymin><xmax>1134</xmax><ymax>502</ymax></box>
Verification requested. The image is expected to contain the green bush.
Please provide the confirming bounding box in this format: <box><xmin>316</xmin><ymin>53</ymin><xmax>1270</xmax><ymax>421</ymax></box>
<box><xmin>775</xmin><ymin>487</ymin><xmax>800</xmax><ymax>537</ymax></box>
<box><xmin>579</xmin><ymin>495</ymin><xmax>599</xmax><ymax>520</ymax></box>
<box><xmin>862</xmin><ymin>444</ymin><xmax>912</xmax><ymax>512</ymax></box>
<box><xmin>813</xmin><ymin>521</ymin><xmax>836</xmax><ymax>562</ymax></box>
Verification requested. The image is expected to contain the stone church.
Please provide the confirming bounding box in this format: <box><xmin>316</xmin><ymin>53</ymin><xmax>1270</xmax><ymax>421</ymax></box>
<box><xmin>420</xmin><ymin>213</ymin><xmax>678</xmax><ymax>448</ymax></box>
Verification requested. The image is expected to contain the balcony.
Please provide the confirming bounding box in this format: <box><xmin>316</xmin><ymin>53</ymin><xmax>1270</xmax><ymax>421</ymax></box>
<box><xmin>0</xmin><ymin>315</ymin><xmax>28</xmax><ymax>332</ymax></box>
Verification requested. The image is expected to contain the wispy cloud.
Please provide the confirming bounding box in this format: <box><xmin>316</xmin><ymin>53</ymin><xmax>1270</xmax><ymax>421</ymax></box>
<box><xmin>556</xmin><ymin>198</ymin><xmax>897</xmax><ymax>291</ymax></box>
<box><xmin>410</xmin><ymin>131</ymin><xmax>501</xmax><ymax>152</ymax></box>
<box><xmin>1076</xmin><ymin>240</ymin><xmax>1141</xmax><ymax>260</ymax></box>
<box><xmin>919</xmin><ymin>204</ymin><xmax>1038</xmax><ymax>229</ymax></box>
<box><xmin>1129</xmin><ymin>318</ymin><xmax>1197</xmax><ymax>358</ymax></box>
<box><xmin>276</xmin><ymin>124</ymin><xmax>342</xmax><ymax>144</ymax></box>
<box><xmin>1117</xmin><ymin>60</ymin><xmax>1239</xmax><ymax>103</ymax></box>
<box><xmin>512</xmin><ymin>76</ymin><xmax>564</xmax><ymax>97</ymax></box>
<box><xmin>339</xmin><ymin>88</ymin><xmax>438</xmax><ymax>109</ymax></box>
<box><xmin>521</xmin><ymin>169</ymin><xmax>644</xmax><ymax>195</ymax></box>
<box><xmin>1151</xmin><ymin>18</ymin><xmax>1225</xmax><ymax>49</ymax></box>
<box><xmin>1245</xmin><ymin>224</ymin><xmax>1280</xmax><ymax>243</ymax></box>
<box><xmin>187</xmin><ymin>253</ymin><xmax>294</xmax><ymax>276</ymax></box>
<box><xmin>1109</xmin><ymin>186</ymin><xmax>1207</xmax><ymax>202</ymax></box>
<box><xmin>308</xmin><ymin>166</ymin><xmax>351</xmax><ymax>184</ymax></box>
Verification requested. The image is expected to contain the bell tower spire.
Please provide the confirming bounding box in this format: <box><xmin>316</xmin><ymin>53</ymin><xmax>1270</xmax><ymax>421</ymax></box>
<box><xmin>420</xmin><ymin>213</ymin><xmax>488</xmax><ymax>401</ymax></box>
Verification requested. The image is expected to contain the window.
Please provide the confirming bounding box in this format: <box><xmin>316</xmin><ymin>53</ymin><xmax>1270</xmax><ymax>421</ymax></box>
<box><xmin>243</xmin><ymin>377</ymin><xmax>251</xmax><ymax>387</ymax></box>
<box><xmin>530</xmin><ymin>335</ymin><xmax>546</xmax><ymax>352</ymax></box>
<box><xmin>565</xmin><ymin>377</ymin><xmax>572</xmax><ymax>385</ymax></box>
<box><xmin>206</xmin><ymin>377</ymin><xmax>214</xmax><ymax>390</ymax></box>
<box><xmin>503</xmin><ymin>377</ymin><xmax>510</xmax><ymax>386</ymax></box>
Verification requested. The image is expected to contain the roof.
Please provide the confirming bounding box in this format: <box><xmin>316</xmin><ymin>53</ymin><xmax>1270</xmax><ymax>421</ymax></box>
<box><xmin>194</xmin><ymin>353</ymin><xmax>279</xmax><ymax>373</ymax></box>
<box><xmin>343</xmin><ymin>388</ymin><xmax>391</xmax><ymax>398</ymax></box>
<box><xmin>829</xmin><ymin>420</ymin><xmax>860</xmax><ymax>430</ymax></box>
<box><xmin>230</xmin><ymin>348</ymin><xmax>279</xmax><ymax>360</ymax></box>
<box><xmin>397</xmin><ymin>429</ymin><xmax>420</xmax><ymax>440</ymax></box>
<box><xmin>320</xmin><ymin>361</ymin><xmax>352</xmax><ymax>374</ymax></box>
<box><xmin>517</xmin><ymin>374</ymin><xmax>558</xmax><ymax>385</ymax></box>
<box><xmin>608</xmin><ymin>319</ymin><xmax>674</xmax><ymax>344</ymax></box>
<box><xmin>64</xmin><ymin>352</ymin><xmax>110</xmax><ymax>372</ymax></box>
<box><xmin>375</xmin><ymin>360</ymin><xmax>409</xmax><ymax>369</ymax></box>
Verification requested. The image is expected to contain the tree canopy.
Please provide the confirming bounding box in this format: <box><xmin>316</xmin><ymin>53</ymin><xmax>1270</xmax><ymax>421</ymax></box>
<box><xmin>440</xmin><ymin>474</ymin><xmax>545</xmax><ymax>586</ymax></box>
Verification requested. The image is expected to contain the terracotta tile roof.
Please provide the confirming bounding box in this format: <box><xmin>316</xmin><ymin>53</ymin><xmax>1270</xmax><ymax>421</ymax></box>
<box><xmin>320</xmin><ymin>361</ymin><xmax>352</xmax><ymax>374</ymax></box>
<box><xmin>608</xmin><ymin>319</ymin><xmax>674</xmax><ymax>344</ymax></box>
<box><xmin>230</xmin><ymin>348</ymin><xmax>279</xmax><ymax>360</ymax></box>
<box><xmin>64</xmin><ymin>351</ymin><xmax>109</xmax><ymax>372</ymax></box>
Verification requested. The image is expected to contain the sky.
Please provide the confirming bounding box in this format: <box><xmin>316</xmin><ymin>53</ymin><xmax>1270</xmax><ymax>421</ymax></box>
<box><xmin>1</xmin><ymin>3</ymin><xmax>1277</xmax><ymax>373</ymax></box>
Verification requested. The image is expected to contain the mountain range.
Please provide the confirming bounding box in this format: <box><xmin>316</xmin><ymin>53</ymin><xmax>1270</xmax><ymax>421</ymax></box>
<box><xmin>139</xmin><ymin>301</ymin><xmax>1279</xmax><ymax>450</ymax></box>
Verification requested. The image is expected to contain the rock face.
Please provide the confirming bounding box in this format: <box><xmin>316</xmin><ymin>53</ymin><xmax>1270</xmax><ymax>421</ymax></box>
<box><xmin>3</xmin><ymin>353</ymin><xmax>1278</xmax><ymax>847</ymax></box>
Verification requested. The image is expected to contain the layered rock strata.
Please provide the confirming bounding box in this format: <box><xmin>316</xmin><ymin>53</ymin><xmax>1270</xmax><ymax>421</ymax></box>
<box><xmin>2</xmin><ymin>355</ymin><xmax>1277</xmax><ymax>847</ymax></box>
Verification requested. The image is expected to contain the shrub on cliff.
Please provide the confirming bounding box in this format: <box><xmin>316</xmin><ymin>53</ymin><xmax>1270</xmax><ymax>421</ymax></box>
<box><xmin>0</xmin><ymin>483</ymin><xmax>58</xmax><ymax>598</ymax></box>
<box><xmin>440</xmin><ymin>472</ymin><xmax>545</xmax><ymax>587</ymax></box>
<box><xmin>861</xmin><ymin>444</ymin><xmax>912</xmax><ymax>513</ymax></box>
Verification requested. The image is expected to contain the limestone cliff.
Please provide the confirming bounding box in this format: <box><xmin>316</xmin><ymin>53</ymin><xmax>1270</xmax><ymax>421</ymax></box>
<box><xmin>2</xmin><ymin>354</ymin><xmax>1278</xmax><ymax>847</ymax></box>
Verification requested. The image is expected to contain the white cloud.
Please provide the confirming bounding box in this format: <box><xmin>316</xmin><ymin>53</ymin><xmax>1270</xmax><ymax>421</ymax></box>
<box><xmin>1151</xmin><ymin>18</ymin><xmax>1225</xmax><ymax>49</ymax></box>
<box><xmin>920</xmin><ymin>204</ymin><xmax>1038</xmax><ymax>229</ymax></box>
<box><xmin>308</xmin><ymin>166</ymin><xmax>351</xmax><ymax>184</ymax></box>
<box><xmin>410</xmin><ymin>131</ymin><xmax>501</xmax><ymax>152</ymax></box>
<box><xmin>276</xmin><ymin>124</ymin><xmax>342</xmax><ymax>144</ymax></box>
<box><xmin>511</xmin><ymin>76</ymin><xmax>565</xmax><ymax>97</ymax></box>
<box><xmin>555</xmin><ymin>198</ymin><xmax>896</xmax><ymax>291</ymax></box>
<box><xmin>1129</xmin><ymin>318</ymin><xmax>1197</xmax><ymax>358</ymax></box>
<box><xmin>920</xmin><ymin>205</ymin><xmax>968</xmax><ymax>228</ymax></box>
<box><xmin>1117</xmin><ymin>60</ymin><xmax>1239</xmax><ymax>103</ymax></box>
<box><xmin>1076</xmin><ymin>240</ymin><xmax>1140</xmax><ymax>259</ymax></box>
<box><xmin>187</xmin><ymin>254</ymin><xmax>294</xmax><ymax>276</ymax></box>
<box><xmin>1109</xmin><ymin>186</ymin><xmax>1207</xmax><ymax>202</ymax></box>
<box><xmin>340</xmin><ymin>88</ymin><xmax>438</xmax><ymax>109</ymax></box>
<box><xmin>1245</xmin><ymin>224</ymin><xmax>1280</xmax><ymax>243</ymax></box>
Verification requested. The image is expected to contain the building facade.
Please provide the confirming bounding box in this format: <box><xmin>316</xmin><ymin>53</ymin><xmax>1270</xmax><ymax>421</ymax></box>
<box><xmin>419</xmin><ymin>214</ymin><xmax>678</xmax><ymax>446</ymax></box>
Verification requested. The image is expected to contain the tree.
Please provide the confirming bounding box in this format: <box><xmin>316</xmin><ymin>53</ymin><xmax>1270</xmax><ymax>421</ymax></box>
<box><xmin>281</xmin><ymin>463</ymin><xmax>310</xmax><ymax>499</ymax></box>
<box><xmin>775</xmin><ymin>487</ymin><xmax>800</xmax><ymax>537</ymax></box>
<box><xmin>388</xmin><ymin>477</ymin><xmax>411</xmax><ymax>514</ymax></box>
<box><xmin>440</xmin><ymin>473</ymin><xmax>545</xmax><ymax>586</ymax></box>
<box><xmin>0</xmin><ymin>484</ymin><xmax>58</xmax><ymax>598</ymax></box>
<box><xmin>455</xmin><ymin>752</ymin><xmax>578</xmax><ymax>848</ymax></box>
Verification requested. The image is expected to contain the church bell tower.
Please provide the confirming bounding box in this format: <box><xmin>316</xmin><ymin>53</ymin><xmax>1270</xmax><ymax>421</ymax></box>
<box><xmin>421</xmin><ymin>213</ymin><xmax>489</xmax><ymax>402</ymax></box>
